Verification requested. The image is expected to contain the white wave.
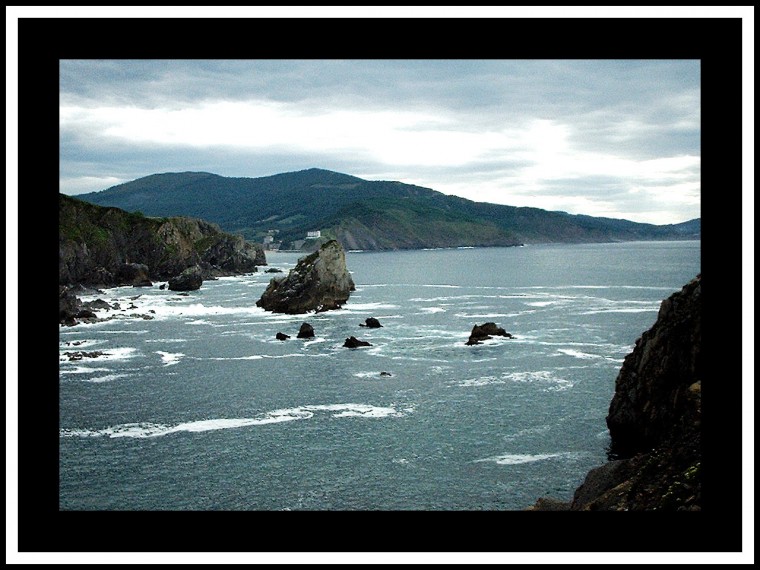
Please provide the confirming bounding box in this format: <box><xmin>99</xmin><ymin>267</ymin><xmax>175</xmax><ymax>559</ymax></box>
<box><xmin>60</xmin><ymin>403</ymin><xmax>408</xmax><ymax>439</ymax></box>
<box><xmin>556</xmin><ymin>348</ymin><xmax>600</xmax><ymax>360</ymax></box>
<box><xmin>576</xmin><ymin>308</ymin><xmax>658</xmax><ymax>315</ymax></box>
<box><xmin>502</xmin><ymin>425</ymin><xmax>552</xmax><ymax>442</ymax></box>
<box><xmin>525</xmin><ymin>301</ymin><xmax>557</xmax><ymax>307</ymax></box>
<box><xmin>457</xmin><ymin>376</ymin><xmax>504</xmax><ymax>387</ymax></box>
<box><xmin>83</xmin><ymin>373</ymin><xmax>131</xmax><ymax>383</ymax></box>
<box><xmin>503</xmin><ymin>370</ymin><xmax>574</xmax><ymax>391</ymax></box>
<box><xmin>59</xmin><ymin>366</ymin><xmax>112</xmax><ymax>375</ymax></box>
<box><xmin>341</xmin><ymin>302</ymin><xmax>400</xmax><ymax>311</ymax></box>
<box><xmin>94</xmin><ymin>330</ymin><xmax>150</xmax><ymax>334</ymax></box>
<box><xmin>417</xmin><ymin>307</ymin><xmax>446</xmax><ymax>314</ymax></box>
<box><xmin>59</xmin><ymin>347</ymin><xmax>139</xmax><ymax>363</ymax></box>
<box><xmin>149</xmin><ymin>303</ymin><xmax>266</xmax><ymax>318</ymax></box>
<box><xmin>515</xmin><ymin>285</ymin><xmax>675</xmax><ymax>291</ymax></box>
<box><xmin>474</xmin><ymin>453</ymin><xmax>564</xmax><ymax>465</ymax></box>
<box><xmin>451</xmin><ymin>370</ymin><xmax>573</xmax><ymax>391</ymax></box>
<box><xmin>454</xmin><ymin>313</ymin><xmax>514</xmax><ymax>319</ymax></box>
<box><xmin>144</xmin><ymin>339</ymin><xmax>187</xmax><ymax>344</ymax></box>
<box><xmin>353</xmin><ymin>371</ymin><xmax>382</xmax><ymax>378</ymax></box>
<box><xmin>156</xmin><ymin>351</ymin><xmax>184</xmax><ymax>366</ymax></box>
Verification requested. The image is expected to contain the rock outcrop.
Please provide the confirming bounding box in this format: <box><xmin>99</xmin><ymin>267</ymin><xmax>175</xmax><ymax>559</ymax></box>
<box><xmin>606</xmin><ymin>275</ymin><xmax>702</xmax><ymax>457</ymax></box>
<box><xmin>275</xmin><ymin>332</ymin><xmax>290</xmax><ymax>341</ymax></box>
<box><xmin>360</xmin><ymin>317</ymin><xmax>383</xmax><ymax>328</ymax></box>
<box><xmin>343</xmin><ymin>336</ymin><xmax>372</xmax><ymax>348</ymax></box>
<box><xmin>465</xmin><ymin>322</ymin><xmax>514</xmax><ymax>345</ymax></box>
<box><xmin>168</xmin><ymin>265</ymin><xmax>203</xmax><ymax>291</ymax></box>
<box><xmin>296</xmin><ymin>323</ymin><xmax>315</xmax><ymax>339</ymax></box>
<box><xmin>256</xmin><ymin>240</ymin><xmax>355</xmax><ymax>314</ymax></box>
<box><xmin>528</xmin><ymin>275</ymin><xmax>702</xmax><ymax>511</ymax></box>
<box><xmin>59</xmin><ymin>193</ymin><xmax>266</xmax><ymax>289</ymax></box>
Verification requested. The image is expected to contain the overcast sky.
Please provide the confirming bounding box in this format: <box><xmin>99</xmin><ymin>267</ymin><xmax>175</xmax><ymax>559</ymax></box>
<box><xmin>59</xmin><ymin>58</ymin><xmax>701</xmax><ymax>225</ymax></box>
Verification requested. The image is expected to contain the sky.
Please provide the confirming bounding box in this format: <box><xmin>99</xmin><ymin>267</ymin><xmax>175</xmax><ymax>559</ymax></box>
<box><xmin>59</xmin><ymin>58</ymin><xmax>702</xmax><ymax>226</ymax></box>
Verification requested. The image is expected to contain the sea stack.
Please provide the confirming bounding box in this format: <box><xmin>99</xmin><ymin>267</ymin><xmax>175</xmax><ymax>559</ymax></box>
<box><xmin>256</xmin><ymin>240</ymin><xmax>355</xmax><ymax>314</ymax></box>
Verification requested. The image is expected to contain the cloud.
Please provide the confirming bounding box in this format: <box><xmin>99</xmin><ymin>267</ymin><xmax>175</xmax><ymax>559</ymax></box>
<box><xmin>58</xmin><ymin>59</ymin><xmax>701</xmax><ymax>224</ymax></box>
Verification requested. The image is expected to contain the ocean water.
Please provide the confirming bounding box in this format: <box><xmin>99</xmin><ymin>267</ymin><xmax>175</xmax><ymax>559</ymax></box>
<box><xmin>59</xmin><ymin>241</ymin><xmax>700</xmax><ymax>510</ymax></box>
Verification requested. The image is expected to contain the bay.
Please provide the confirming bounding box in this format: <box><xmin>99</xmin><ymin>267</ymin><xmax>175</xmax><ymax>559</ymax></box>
<box><xmin>58</xmin><ymin>240</ymin><xmax>700</xmax><ymax>510</ymax></box>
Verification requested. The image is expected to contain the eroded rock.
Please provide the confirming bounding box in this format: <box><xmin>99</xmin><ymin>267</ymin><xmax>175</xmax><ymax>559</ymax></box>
<box><xmin>256</xmin><ymin>240</ymin><xmax>355</xmax><ymax>314</ymax></box>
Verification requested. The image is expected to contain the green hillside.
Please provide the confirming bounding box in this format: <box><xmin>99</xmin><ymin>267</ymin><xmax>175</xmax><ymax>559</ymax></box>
<box><xmin>77</xmin><ymin>168</ymin><xmax>700</xmax><ymax>251</ymax></box>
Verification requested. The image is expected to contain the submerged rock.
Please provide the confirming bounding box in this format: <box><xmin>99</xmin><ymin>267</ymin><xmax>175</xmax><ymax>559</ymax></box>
<box><xmin>256</xmin><ymin>240</ymin><xmax>355</xmax><ymax>314</ymax></box>
<box><xmin>276</xmin><ymin>332</ymin><xmax>290</xmax><ymax>341</ymax></box>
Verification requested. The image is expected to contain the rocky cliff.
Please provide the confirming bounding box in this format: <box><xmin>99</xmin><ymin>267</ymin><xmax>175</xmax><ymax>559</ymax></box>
<box><xmin>256</xmin><ymin>239</ymin><xmax>355</xmax><ymax>314</ymax></box>
<box><xmin>59</xmin><ymin>194</ymin><xmax>266</xmax><ymax>288</ymax></box>
<box><xmin>529</xmin><ymin>275</ymin><xmax>702</xmax><ymax>511</ymax></box>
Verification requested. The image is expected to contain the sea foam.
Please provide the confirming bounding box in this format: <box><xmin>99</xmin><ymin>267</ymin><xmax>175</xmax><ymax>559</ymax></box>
<box><xmin>60</xmin><ymin>403</ymin><xmax>409</xmax><ymax>439</ymax></box>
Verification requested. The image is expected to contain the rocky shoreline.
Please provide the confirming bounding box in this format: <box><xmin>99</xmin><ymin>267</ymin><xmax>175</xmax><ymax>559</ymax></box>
<box><xmin>528</xmin><ymin>275</ymin><xmax>702</xmax><ymax>511</ymax></box>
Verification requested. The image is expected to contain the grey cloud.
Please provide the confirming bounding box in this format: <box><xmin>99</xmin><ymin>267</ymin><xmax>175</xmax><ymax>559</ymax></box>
<box><xmin>58</xmin><ymin>59</ymin><xmax>701</xmax><ymax>223</ymax></box>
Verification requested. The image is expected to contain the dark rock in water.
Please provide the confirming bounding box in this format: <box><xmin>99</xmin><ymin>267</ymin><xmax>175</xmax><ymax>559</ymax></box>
<box><xmin>168</xmin><ymin>265</ymin><xmax>203</xmax><ymax>291</ymax></box>
<box><xmin>64</xmin><ymin>350</ymin><xmax>106</xmax><ymax>361</ymax></box>
<box><xmin>276</xmin><ymin>332</ymin><xmax>290</xmax><ymax>341</ymax></box>
<box><xmin>360</xmin><ymin>317</ymin><xmax>383</xmax><ymax>328</ymax></box>
<box><xmin>529</xmin><ymin>275</ymin><xmax>703</xmax><ymax>511</ymax></box>
<box><xmin>343</xmin><ymin>336</ymin><xmax>371</xmax><ymax>348</ymax></box>
<box><xmin>83</xmin><ymin>298</ymin><xmax>113</xmax><ymax>311</ymax></box>
<box><xmin>117</xmin><ymin>262</ymin><xmax>153</xmax><ymax>287</ymax></box>
<box><xmin>265</xmin><ymin>268</ymin><xmax>283</xmax><ymax>273</ymax></box>
<box><xmin>296</xmin><ymin>323</ymin><xmax>315</xmax><ymax>339</ymax></box>
<box><xmin>59</xmin><ymin>286</ymin><xmax>81</xmax><ymax>324</ymax></box>
<box><xmin>379</xmin><ymin>371</ymin><xmax>392</xmax><ymax>377</ymax></box>
<box><xmin>159</xmin><ymin>284</ymin><xmax>166</xmax><ymax>290</ymax></box>
<box><xmin>465</xmin><ymin>322</ymin><xmax>514</xmax><ymax>345</ymax></box>
<box><xmin>76</xmin><ymin>309</ymin><xmax>97</xmax><ymax>319</ymax></box>
<box><xmin>256</xmin><ymin>240</ymin><xmax>355</xmax><ymax>314</ymax></box>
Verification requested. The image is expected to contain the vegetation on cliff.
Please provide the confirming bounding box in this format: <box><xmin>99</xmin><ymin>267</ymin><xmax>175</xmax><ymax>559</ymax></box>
<box><xmin>59</xmin><ymin>193</ymin><xmax>266</xmax><ymax>288</ymax></box>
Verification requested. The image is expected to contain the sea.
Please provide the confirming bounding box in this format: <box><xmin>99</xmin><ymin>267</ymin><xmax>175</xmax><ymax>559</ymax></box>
<box><xmin>59</xmin><ymin>240</ymin><xmax>700</xmax><ymax>511</ymax></box>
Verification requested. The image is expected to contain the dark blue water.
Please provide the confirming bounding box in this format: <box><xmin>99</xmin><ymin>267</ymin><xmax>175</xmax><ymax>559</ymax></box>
<box><xmin>59</xmin><ymin>241</ymin><xmax>700</xmax><ymax>510</ymax></box>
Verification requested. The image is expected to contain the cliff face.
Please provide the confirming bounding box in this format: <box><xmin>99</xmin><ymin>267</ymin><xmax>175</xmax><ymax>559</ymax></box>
<box><xmin>607</xmin><ymin>275</ymin><xmax>702</xmax><ymax>458</ymax></box>
<box><xmin>59</xmin><ymin>194</ymin><xmax>266</xmax><ymax>287</ymax></box>
<box><xmin>256</xmin><ymin>239</ymin><xmax>355</xmax><ymax>314</ymax></box>
<box><xmin>529</xmin><ymin>275</ymin><xmax>702</xmax><ymax>511</ymax></box>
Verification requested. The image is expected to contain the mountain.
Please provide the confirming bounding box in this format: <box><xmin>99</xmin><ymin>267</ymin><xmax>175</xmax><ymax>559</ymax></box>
<box><xmin>76</xmin><ymin>168</ymin><xmax>700</xmax><ymax>251</ymax></box>
<box><xmin>59</xmin><ymin>193</ymin><xmax>266</xmax><ymax>288</ymax></box>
